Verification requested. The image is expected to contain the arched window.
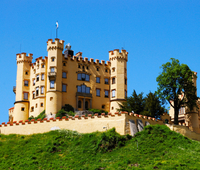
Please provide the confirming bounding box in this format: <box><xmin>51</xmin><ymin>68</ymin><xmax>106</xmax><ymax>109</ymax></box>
<box><xmin>78</xmin><ymin>100</ymin><xmax>82</xmax><ymax>108</ymax></box>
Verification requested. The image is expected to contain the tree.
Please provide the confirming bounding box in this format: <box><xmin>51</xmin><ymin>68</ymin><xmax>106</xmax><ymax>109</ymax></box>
<box><xmin>156</xmin><ymin>58</ymin><xmax>198</xmax><ymax>124</ymax></box>
<box><xmin>142</xmin><ymin>92</ymin><xmax>166</xmax><ymax>119</ymax></box>
<box><xmin>118</xmin><ymin>90</ymin><xmax>145</xmax><ymax>114</ymax></box>
<box><xmin>118</xmin><ymin>90</ymin><xmax>166</xmax><ymax>118</ymax></box>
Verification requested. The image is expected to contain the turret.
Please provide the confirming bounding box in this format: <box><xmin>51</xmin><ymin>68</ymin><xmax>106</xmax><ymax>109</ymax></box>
<box><xmin>46</xmin><ymin>39</ymin><xmax>64</xmax><ymax>115</ymax></box>
<box><xmin>13</xmin><ymin>53</ymin><xmax>33</xmax><ymax>122</ymax></box>
<box><xmin>109</xmin><ymin>49</ymin><xmax>128</xmax><ymax>114</ymax></box>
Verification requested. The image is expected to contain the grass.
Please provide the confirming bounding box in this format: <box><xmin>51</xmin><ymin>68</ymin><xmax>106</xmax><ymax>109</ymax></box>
<box><xmin>0</xmin><ymin>125</ymin><xmax>200</xmax><ymax>169</ymax></box>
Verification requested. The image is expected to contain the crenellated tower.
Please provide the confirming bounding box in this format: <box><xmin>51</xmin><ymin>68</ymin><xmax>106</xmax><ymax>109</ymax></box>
<box><xmin>13</xmin><ymin>53</ymin><xmax>33</xmax><ymax>122</ymax></box>
<box><xmin>46</xmin><ymin>39</ymin><xmax>64</xmax><ymax>115</ymax></box>
<box><xmin>109</xmin><ymin>49</ymin><xmax>128</xmax><ymax>114</ymax></box>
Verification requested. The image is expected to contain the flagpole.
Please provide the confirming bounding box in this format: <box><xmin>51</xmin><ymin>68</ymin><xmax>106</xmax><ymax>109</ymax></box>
<box><xmin>56</xmin><ymin>21</ymin><xmax>59</xmax><ymax>38</ymax></box>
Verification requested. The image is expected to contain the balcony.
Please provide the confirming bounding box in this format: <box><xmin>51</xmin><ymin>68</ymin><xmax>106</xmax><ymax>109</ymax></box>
<box><xmin>13</xmin><ymin>86</ymin><xmax>16</xmax><ymax>94</ymax></box>
<box><xmin>48</xmin><ymin>72</ymin><xmax>56</xmax><ymax>80</ymax></box>
<box><xmin>76</xmin><ymin>92</ymin><xmax>92</xmax><ymax>98</ymax></box>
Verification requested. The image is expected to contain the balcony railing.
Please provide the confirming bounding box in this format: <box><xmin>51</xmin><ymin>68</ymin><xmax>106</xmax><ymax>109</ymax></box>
<box><xmin>13</xmin><ymin>86</ymin><xmax>16</xmax><ymax>94</ymax></box>
<box><xmin>48</xmin><ymin>72</ymin><xmax>56</xmax><ymax>80</ymax></box>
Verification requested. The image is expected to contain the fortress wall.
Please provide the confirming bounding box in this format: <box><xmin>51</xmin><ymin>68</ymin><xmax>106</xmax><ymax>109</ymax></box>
<box><xmin>1</xmin><ymin>112</ymin><xmax>197</xmax><ymax>141</ymax></box>
<box><xmin>0</xmin><ymin>113</ymin><xmax>126</xmax><ymax>135</ymax></box>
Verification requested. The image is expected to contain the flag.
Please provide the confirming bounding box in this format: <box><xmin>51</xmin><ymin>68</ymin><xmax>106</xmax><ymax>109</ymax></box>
<box><xmin>56</xmin><ymin>21</ymin><xmax>59</xmax><ymax>29</ymax></box>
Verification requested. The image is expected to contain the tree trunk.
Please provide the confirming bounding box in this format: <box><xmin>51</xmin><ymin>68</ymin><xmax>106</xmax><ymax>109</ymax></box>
<box><xmin>174</xmin><ymin>108</ymin><xmax>179</xmax><ymax>125</ymax></box>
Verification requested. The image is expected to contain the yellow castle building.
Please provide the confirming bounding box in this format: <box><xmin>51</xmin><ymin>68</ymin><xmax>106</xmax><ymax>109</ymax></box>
<box><xmin>9</xmin><ymin>38</ymin><xmax>128</xmax><ymax>122</ymax></box>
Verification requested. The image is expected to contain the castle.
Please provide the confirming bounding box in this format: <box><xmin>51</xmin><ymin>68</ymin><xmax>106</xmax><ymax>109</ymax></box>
<box><xmin>8</xmin><ymin>38</ymin><xmax>128</xmax><ymax>122</ymax></box>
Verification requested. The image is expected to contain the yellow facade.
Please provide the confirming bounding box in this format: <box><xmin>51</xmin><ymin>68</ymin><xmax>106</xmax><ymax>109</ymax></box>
<box><xmin>9</xmin><ymin>38</ymin><xmax>128</xmax><ymax>122</ymax></box>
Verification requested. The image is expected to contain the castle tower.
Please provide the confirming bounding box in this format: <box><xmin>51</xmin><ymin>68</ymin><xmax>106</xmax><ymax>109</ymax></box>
<box><xmin>109</xmin><ymin>49</ymin><xmax>128</xmax><ymax>114</ymax></box>
<box><xmin>46</xmin><ymin>39</ymin><xmax>64</xmax><ymax>115</ymax></box>
<box><xmin>13</xmin><ymin>53</ymin><xmax>33</xmax><ymax>122</ymax></box>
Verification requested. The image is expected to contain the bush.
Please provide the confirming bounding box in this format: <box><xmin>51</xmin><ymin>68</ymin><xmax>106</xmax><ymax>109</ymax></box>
<box><xmin>96</xmin><ymin>128</ymin><xmax>131</xmax><ymax>152</ymax></box>
<box><xmin>88</xmin><ymin>108</ymin><xmax>108</xmax><ymax>115</ymax></box>
<box><xmin>56</xmin><ymin>109</ymin><xmax>67</xmax><ymax>118</ymax></box>
<box><xmin>28</xmin><ymin>110</ymin><xmax>46</xmax><ymax>121</ymax></box>
<box><xmin>62</xmin><ymin>104</ymin><xmax>74</xmax><ymax>112</ymax></box>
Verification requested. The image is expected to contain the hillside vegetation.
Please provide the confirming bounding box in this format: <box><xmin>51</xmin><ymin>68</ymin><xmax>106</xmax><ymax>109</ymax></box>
<box><xmin>0</xmin><ymin>125</ymin><xmax>200</xmax><ymax>169</ymax></box>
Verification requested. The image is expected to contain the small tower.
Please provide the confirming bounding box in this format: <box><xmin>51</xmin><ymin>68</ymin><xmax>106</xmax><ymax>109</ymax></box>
<box><xmin>46</xmin><ymin>39</ymin><xmax>64</xmax><ymax>115</ymax></box>
<box><xmin>109</xmin><ymin>49</ymin><xmax>128</xmax><ymax>114</ymax></box>
<box><xmin>14</xmin><ymin>53</ymin><xmax>33</xmax><ymax>122</ymax></box>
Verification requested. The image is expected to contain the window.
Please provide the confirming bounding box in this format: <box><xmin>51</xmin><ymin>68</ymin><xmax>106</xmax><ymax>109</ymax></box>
<box><xmin>36</xmin><ymin>104</ymin><xmax>37</xmax><ymax>108</ymax></box>
<box><xmin>96</xmin><ymin>89</ymin><xmax>100</xmax><ymax>97</ymax></box>
<box><xmin>77</xmin><ymin>73</ymin><xmax>90</xmax><ymax>81</ymax></box>
<box><xmin>36</xmin><ymin>74</ymin><xmax>39</xmax><ymax>81</ymax></box>
<box><xmin>51</xmin><ymin>58</ymin><xmax>55</xmax><ymax>62</ymax></box>
<box><xmin>33</xmin><ymin>91</ymin><xmax>35</xmax><ymax>99</ymax></box>
<box><xmin>41</xmin><ymin>74</ymin><xmax>44</xmax><ymax>80</ymax></box>
<box><xmin>105</xmin><ymin>69</ymin><xmax>108</xmax><ymax>73</ymax></box>
<box><xmin>50</xmin><ymin>80</ymin><xmax>55</xmax><ymax>88</ymax></box>
<box><xmin>31</xmin><ymin>107</ymin><xmax>34</xmax><ymax>112</ymax></box>
<box><xmin>179</xmin><ymin>107</ymin><xmax>185</xmax><ymax>115</ymax></box>
<box><xmin>86</xmin><ymin>66</ymin><xmax>89</xmax><ymax>70</ymax></box>
<box><xmin>63</xmin><ymin>63</ymin><xmax>66</xmax><ymax>66</ymax></box>
<box><xmin>24</xmin><ymin>92</ymin><xmax>28</xmax><ymax>100</ymax></box>
<box><xmin>105</xmin><ymin>78</ymin><xmax>109</xmax><ymax>84</ymax></box>
<box><xmin>21</xmin><ymin>107</ymin><xmax>25</xmax><ymax>111</ymax></box>
<box><xmin>125</xmin><ymin>90</ymin><xmax>127</xmax><ymax>98</ymax></box>
<box><xmin>25</xmin><ymin>71</ymin><xmax>28</xmax><ymax>75</ymax></box>
<box><xmin>112</xmin><ymin>90</ymin><xmax>115</xmax><ymax>98</ymax></box>
<box><xmin>78</xmin><ymin>64</ymin><xmax>81</xmax><ymax>68</ymax></box>
<box><xmin>102</xmin><ymin>105</ymin><xmax>105</xmax><ymax>109</ymax></box>
<box><xmin>41</xmin><ymin>86</ymin><xmax>44</xmax><ymax>94</ymax></box>
<box><xmin>62</xmin><ymin>84</ymin><xmax>67</xmax><ymax>92</ymax></box>
<box><xmin>96</xmin><ymin>67</ymin><xmax>99</xmax><ymax>71</ymax></box>
<box><xmin>51</xmin><ymin>67</ymin><xmax>55</xmax><ymax>72</ymax></box>
<box><xmin>105</xmin><ymin>90</ymin><xmax>109</xmax><ymax>98</ymax></box>
<box><xmin>24</xmin><ymin>80</ymin><xmax>28</xmax><ymax>86</ymax></box>
<box><xmin>62</xmin><ymin>72</ymin><xmax>67</xmax><ymax>78</ymax></box>
<box><xmin>112</xmin><ymin>77</ymin><xmax>115</xmax><ymax>84</ymax></box>
<box><xmin>112</xmin><ymin>67</ymin><xmax>115</xmax><ymax>72</ymax></box>
<box><xmin>33</xmin><ymin>79</ymin><xmax>35</xmax><ymax>86</ymax></box>
<box><xmin>96</xmin><ymin>77</ymin><xmax>100</xmax><ymax>83</ymax></box>
<box><xmin>78</xmin><ymin>100</ymin><xmax>81</xmax><ymax>108</ymax></box>
<box><xmin>41</xmin><ymin>103</ymin><xmax>43</xmax><ymax>107</ymax></box>
<box><xmin>82</xmin><ymin>66</ymin><xmax>85</xmax><ymax>69</ymax></box>
<box><xmin>125</xmin><ymin>78</ymin><xmax>127</xmax><ymax>85</ymax></box>
<box><xmin>42</xmin><ymin>64</ymin><xmax>45</xmax><ymax>68</ymax></box>
<box><xmin>77</xmin><ymin>85</ymin><xmax>90</xmax><ymax>93</ymax></box>
<box><xmin>36</xmin><ymin>87</ymin><xmax>39</xmax><ymax>96</ymax></box>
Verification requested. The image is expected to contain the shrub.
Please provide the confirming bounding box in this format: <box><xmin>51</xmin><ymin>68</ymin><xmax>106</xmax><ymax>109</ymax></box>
<box><xmin>88</xmin><ymin>108</ymin><xmax>108</xmax><ymax>115</ymax></box>
<box><xmin>28</xmin><ymin>110</ymin><xmax>46</xmax><ymax>121</ymax></box>
<box><xmin>56</xmin><ymin>109</ymin><xmax>67</xmax><ymax>118</ymax></box>
<box><xmin>62</xmin><ymin>104</ymin><xmax>74</xmax><ymax>112</ymax></box>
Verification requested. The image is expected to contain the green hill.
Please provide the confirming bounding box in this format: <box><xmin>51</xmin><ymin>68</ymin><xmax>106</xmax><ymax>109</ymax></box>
<box><xmin>0</xmin><ymin>125</ymin><xmax>200</xmax><ymax>169</ymax></box>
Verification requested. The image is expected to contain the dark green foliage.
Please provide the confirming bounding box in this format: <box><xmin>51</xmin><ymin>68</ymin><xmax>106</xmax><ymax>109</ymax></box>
<box><xmin>62</xmin><ymin>104</ymin><xmax>74</xmax><ymax>112</ymax></box>
<box><xmin>96</xmin><ymin>128</ymin><xmax>131</xmax><ymax>152</ymax></box>
<box><xmin>56</xmin><ymin>109</ymin><xmax>67</xmax><ymax>118</ymax></box>
<box><xmin>28</xmin><ymin>110</ymin><xmax>46</xmax><ymax>121</ymax></box>
<box><xmin>1</xmin><ymin>125</ymin><xmax>200</xmax><ymax>169</ymax></box>
<box><xmin>156</xmin><ymin>58</ymin><xmax>198</xmax><ymax>124</ymax></box>
<box><xmin>118</xmin><ymin>90</ymin><xmax>166</xmax><ymax>118</ymax></box>
<box><xmin>88</xmin><ymin>108</ymin><xmax>108</xmax><ymax>115</ymax></box>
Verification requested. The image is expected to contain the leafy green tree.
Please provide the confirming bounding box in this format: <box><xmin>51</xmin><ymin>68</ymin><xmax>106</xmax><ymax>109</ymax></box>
<box><xmin>62</xmin><ymin>104</ymin><xmax>74</xmax><ymax>112</ymax></box>
<box><xmin>156</xmin><ymin>58</ymin><xmax>198</xmax><ymax>124</ymax></box>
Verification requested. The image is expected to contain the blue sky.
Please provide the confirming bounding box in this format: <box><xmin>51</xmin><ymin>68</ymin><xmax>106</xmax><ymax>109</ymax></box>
<box><xmin>1</xmin><ymin>0</ymin><xmax>200</xmax><ymax>123</ymax></box>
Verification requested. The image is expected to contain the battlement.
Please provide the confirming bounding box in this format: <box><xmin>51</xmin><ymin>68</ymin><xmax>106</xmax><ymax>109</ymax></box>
<box><xmin>68</xmin><ymin>55</ymin><xmax>111</xmax><ymax>66</ymax></box>
<box><xmin>47</xmin><ymin>38</ymin><xmax>64</xmax><ymax>51</ymax></box>
<box><xmin>109</xmin><ymin>49</ymin><xmax>128</xmax><ymax>61</ymax></box>
<box><xmin>16</xmin><ymin>53</ymin><xmax>33</xmax><ymax>63</ymax></box>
